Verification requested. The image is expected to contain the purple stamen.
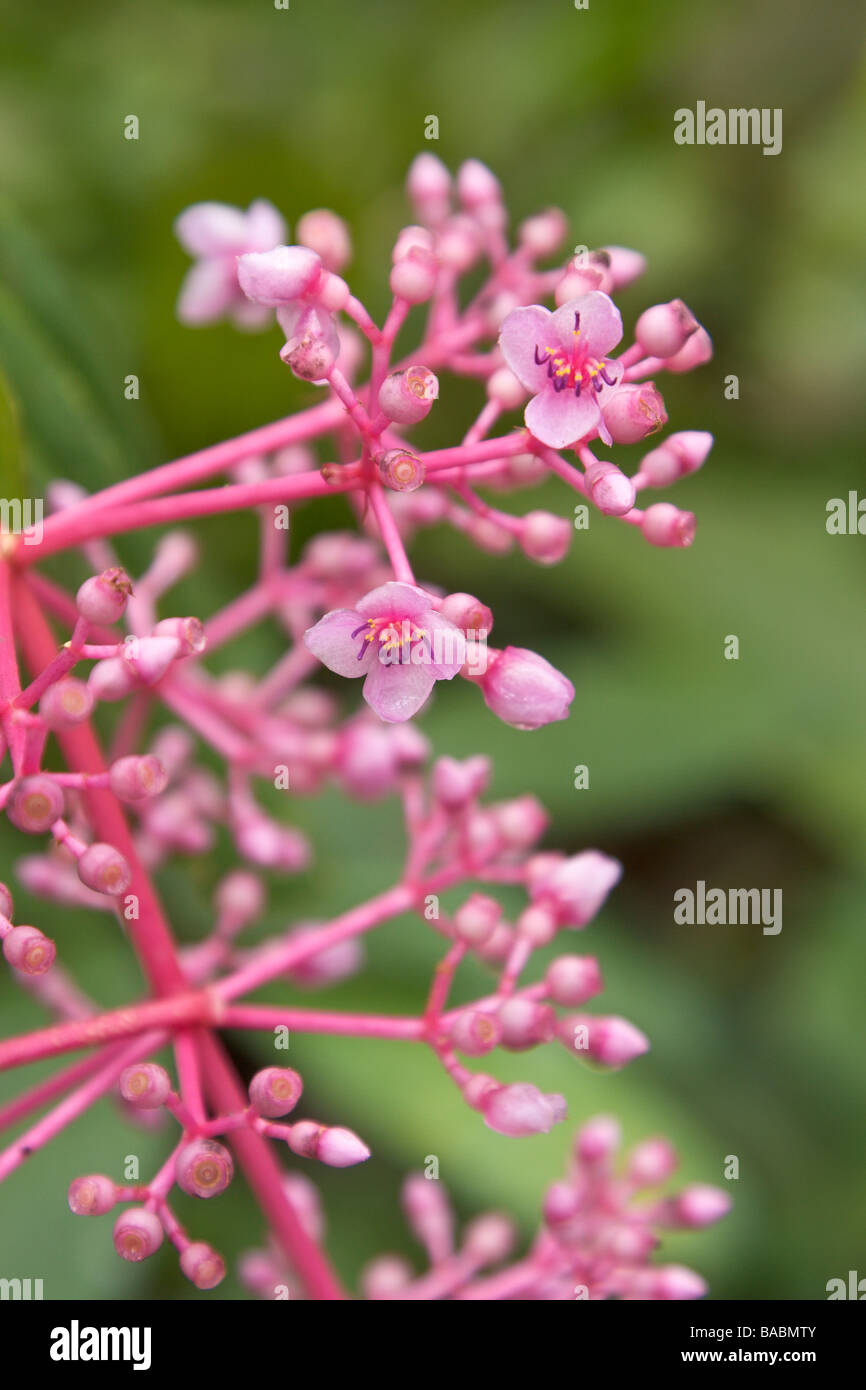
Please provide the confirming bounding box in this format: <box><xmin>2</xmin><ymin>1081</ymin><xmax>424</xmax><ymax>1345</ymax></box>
<box><xmin>534</xmin><ymin>345</ymin><xmax>550</xmax><ymax>365</ymax></box>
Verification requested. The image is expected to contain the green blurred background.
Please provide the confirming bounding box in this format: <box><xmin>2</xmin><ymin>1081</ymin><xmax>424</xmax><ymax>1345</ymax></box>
<box><xmin>1</xmin><ymin>0</ymin><xmax>865</xmax><ymax>1300</ymax></box>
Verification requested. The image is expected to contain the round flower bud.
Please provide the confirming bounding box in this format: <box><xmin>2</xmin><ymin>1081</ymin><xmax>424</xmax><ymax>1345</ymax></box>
<box><xmin>479</xmin><ymin>647</ymin><xmax>574</xmax><ymax>731</ymax></box>
<box><xmin>601</xmin><ymin>383</ymin><xmax>668</xmax><ymax>445</ymax></box>
<box><xmin>248</xmin><ymin>1066</ymin><xmax>303</xmax><ymax>1118</ymax></box>
<box><xmin>437</xmin><ymin>591</ymin><xmax>493</xmax><ymax>638</ymax></box>
<box><xmin>295</xmin><ymin>209</ymin><xmax>352</xmax><ymax>273</ymax></box>
<box><xmin>87</xmin><ymin>657</ymin><xmax>137</xmax><ymax>703</ymax></box>
<box><xmin>152</xmin><ymin>617</ymin><xmax>207</xmax><ymax>656</ymax></box>
<box><xmin>627</xmin><ymin>1137</ymin><xmax>678</xmax><ymax>1187</ymax></box>
<box><xmin>584</xmin><ymin>460</ymin><xmax>636</xmax><ymax>516</ymax></box>
<box><xmin>175</xmin><ymin>1139</ymin><xmax>234</xmax><ymax>1199</ymax></box>
<box><xmin>435</xmin><ymin>215</ymin><xmax>483</xmax><ymax>272</ymax></box>
<box><xmin>637</xmin><ymin>430</ymin><xmax>713</xmax><ymax>488</ymax></box>
<box><xmin>575</xmin><ymin>1114</ymin><xmax>621</xmax><ymax>1165</ymax></box>
<box><xmin>486</xmin><ymin>366</ymin><xmax>526</xmax><ymax>409</ymax></box>
<box><xmin>481</xmin><ymin>1082</ymin><xmax>565</xmax><ymax>1137</ymax></box>
<box><xmin>236</xmin><ymin>245</ymin><xmax>322</xmax><ymax>306</ymax></box>
<box><xmin>39</xmin><ymin>678</ymin><xmax>94</xmax><ymax>730</ymax></box>
<box><xmin>664</xmin><ymin>326</ymin><xmax>713</xmax><ymax>373</ymax></box>
<box><xmin>3</xmin><ymin>924</ymin><xmax>56</xmax><ymax>975</ymax></box>
<box><xmin>121</xmin><ymin>635</ymin><xmax>182</xmax><ymax>686</ymax></box>
<box><xmin>76</xmin><ymin>568</ymin><xmax>132</xmax><ymax>626</ymax></box>
<box><xmin>406</xmin><ymin>153</ymin><xmax>451</xmax><ymax>225</ymax></box>
<box><xmin>180</xmin><ymin>1242</ymin><xmax>227</xmax><ymax>1290</ymax></box>
<box><xmin>119</xmin><ymin>1063</ymin><xmax>171</xmax><ymax>1110</ymax></box>
<box><xmin>377</xmin><ymin>448</ymin><xmax>425</xmax><ymax>493</ymax></box>
<box><xmin>68</xmin><ymin>1174</ymin><xmax>117</xmax><ymax>1216</ymax></box>
<box><xmin>448</xmin><ymin>1009</ymin><xmax>502</xmax><ymax>1056</ymax></box>
<box><xmin>517</xmin><ymin>208</ymin><xmax>568</xmax><ymax>259</ymax></box>
<box><xmin>456</xmin><ymin>158</ymin><xmax>502</xmax><ymax>211</ymax></box>
<box><xmin>0</xmin><ymin>882</ymin><xmax>12</xmax><ymax>919</ymax></box>
<box><xmin>113</xmin><ymin>1207</ymin><xmax>164</xmax><ymax>1262</ymax></box>
<box><xmin>463</xmin><ymin>1212</ymin><xmax>515</xmax><ymax>1266</ymax></box>
<box><xmin>640</xmin><ymin>502</ymin><xmax>696</xmax><ymax>548</ymax></box>
<box><xmin>77</xmin><ymin>843</ymin><xmax>132</xmax><ymax>897</ymax></box>
<box><xmin>545</xmin><ymin>955</ymin><xmax>604</xmax><ymax>1007</ymax></box>
<box><xmin>635</xmin><ymin>300</ymin><xmax>699</xmax><ymax>359</ymax></box>
<box><xmin>109</xmin><ymin>755</ymin><xmax>168</xmax><ymax>801</ymax></box>
<box><xmin>497</xmin><ymin>999</ymin><xmax>557</xmax><ymax>1050</ymax></box>
<box><xmin>392</xmin><ymin>224</ymin><xmax>435</xmax><ymax>263</ymax></box>
<box><xmin>390</xmin><ymin>246</ymin><xmax>438</xmax><ymax>303</ymax></box>
<box><xmin>519</xmin><ymin>510</ymin><xmax>572</xmax><ymax>565</ymax></box>
<box><xmin>378</xmin><ymin>366</ymin><xmax>439</xmax><ymax>425</ymax></box>
<box><xmin>6</xmin><ymin>776</ymin><xmax>64</xmax><ymax>834</ymax></box>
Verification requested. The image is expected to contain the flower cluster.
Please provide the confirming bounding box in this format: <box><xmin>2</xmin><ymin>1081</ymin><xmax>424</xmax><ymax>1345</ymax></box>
<box><xmin>0</xmin><ymin>157</ymin><xmax>723</xmax><ymax>1298</ymax></box>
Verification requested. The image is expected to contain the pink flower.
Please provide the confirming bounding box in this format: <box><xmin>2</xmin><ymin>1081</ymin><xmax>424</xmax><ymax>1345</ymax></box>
<box><xmin>174</xmin><ymin>200</ymin><xmax>287</xmax><ymax>327</ymax></box>
<box><xmin>304</xmin><ymin>582</ymin><xmax>466</xmax><ymax>723</ymax></box>
<box><xmin>498</xmin><ymin>292</ymin><xmax>624</xmax><ymax>449</ymax></box>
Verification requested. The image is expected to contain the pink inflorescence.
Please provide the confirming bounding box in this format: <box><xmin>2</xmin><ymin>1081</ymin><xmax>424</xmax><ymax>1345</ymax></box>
<box><xmin>0</xmin><ymin>157</ymin><xmax>724</xmax><ymax>1299</ymax></box>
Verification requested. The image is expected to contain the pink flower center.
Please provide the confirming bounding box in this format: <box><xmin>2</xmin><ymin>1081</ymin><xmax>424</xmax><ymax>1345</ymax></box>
<box><xmin>534</xmin><ymin>311</ymin><xmax>617</xmax><ymax>398</ymax></box>
<box><xmin>352</xmin><ymin>616</ymin><xmax>429</xmax><ymax>664</ymax></box>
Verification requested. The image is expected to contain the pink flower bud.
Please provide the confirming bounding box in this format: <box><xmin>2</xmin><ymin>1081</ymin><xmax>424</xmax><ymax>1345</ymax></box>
<box><xmin>637</xmin><ymin>430</ymin><xmax>713</xmax><ymax>487</ymax></box>
<box><xmin>109</xmin><ymin>755</ymin><xmax>168</xmax><ymax>801</ymax></box>
<box><xmin>176</xmin><ymin>1139</ymin><xmax>234</xmax><ymax>1199</ymax></box>
<box><xmin>627</xmin><ymin>1137</ymin><xmax>678</xmax><ymax>1187</ymax></box>
<box><xmin>436</xmin><ymin>591</ymin><xmax>493</xmax><ymax>639</ymax></box>
<box><xmin>479</xmin><ymin>647</ymin><xmax>574</xmax><ymax>730</ymax></box>
<box><xmin>295</xmin><ymin>209</ymin><xmax>352</xmax><ymax>273</ymax></box>
<box><xmin>640</xmin><ymin>502</ymin><xmax>696</xmax><ymax>548</ymax></box>
<box><xmin>492</xmin><ymin>795</ymin><xmax>549</xmax><ymax>850</ymax></box>
<box><xmin>601</xmin><ymin>383</ymin><xmax>668</xmax><ymax>445</ymax></box>
<box><xmin>519</xmin><ymin>510</ymin><xmax>572</xmax><ymax>565</ymax></box>
<box><xmin>180</xmin><ymin>1242</ymin><xmax>226</xmax><ymax>1290</ymax></box>
<box><xmin>453</xmin><ymin>892</ymin><xmax>501</xmax><ymax>947</ymax></box>
<box><xmin>152</xmin><ymin>616</ymin><xmax>207</xmax><ymax>655</ymax></box>
<box><xmin>432</xmin><ymin>755</ymin><xmax>490</xmax><ymax>810</ymax></box>
<box><xmin>456</xmin><ymin>159</ymin><xmax>502</xmax><ymax>211</ymax></box>
<box><xmin>249</xmin><ymin>1066</ymin><xmax>303</xmax><ymax>1118</ymax></box>
<box><xmin>515</xmin><ymin>903</ymin><xmax>558</xmax><ymax>948</ymax></box>
<box><xmin>68</xmin><ymin>1174</ymin><xmax>117</xmax><ymax>1216</ymax></box>
<box><xmin>390</xmin><ymin>246</ymin><xmax>438</xmax><ymax>303</ymax></box>
<box><xmin>237</xmin><ymin>245</ymin><xmax>322</xmax><ymax>306</ymax></box>
<box><xmin>76</xmin><ymin>568</ymin><xmax>132</xmax><ymax>625</ymax></box>
<box><xmin>563</xmin><ymin>1014</ymin><xmax>650</xmax><ymax>1068</ymax></box>
<box><xmin>77</xmin><ymin>842</ymin><xmax>132</xmax><ymax>896</ymax></box>
<box><xmin>362</xmin><ymin>1255</ymin><xmax>414</xmax><ymax>1299</ymax></box>
<box><xmin>518</xmin><ymin>208</ymin><xmax>568</xmax><ymax>258</ymax></box>
<box><xmin>378</xmin><ymin>365</ymin><xmax>439</xmax><ymax>425</ymax></box>
<box><xmin>575</xmin><ymin>1115</ymin><xmax>621</xmax><ymax>1165</ymax></box>
<box><xmin>214</xmin><ymin>870</ymin><xmax>264</xmax><ymax>928</ymax></box>
<box><xmin>392</xmin><ymin>225</ymin><xmax>435</xmax><ymax>263</ymax></box>
<box><xmin>600</xmin><ymin>245</ymin><xmax>647</xmax><ymax>289</ymax></box>
<box><xmin>463</xmin><ymin>1212</ymin><xmax>515</xmax><ymax>1265</ymax></box>
<box><xmin>377</xmin><ymin>448</ymin><xmax>426</xmax><ymax>493</ymax></box>
<box><xmin>667</xmin><ymin>1184</ymin><xmax>732</xmax><ymax>1228</ymax></box>
<box><xmin>543</xmin><ymin>1181</ymin><xmax>581</xmax><ymax>1225</ymax></box>
<box><xmin>481</xmin><ymin>1082</ymin><xmax>565</xmax><ymax>1137</ymax></box>
<box><xmin>497</xmin><ymin>998</ymin><xmax>556</xmax><ymax>1050</ymax></box>
<box><xmin>233</xmin><ymin>816</ymin><xmax>310</xmax><ymax>871</ymax></box>
<box><xmin>288</xmin><ymin>1121</ymin><xmax>370</xmax><ymax>1167</ymax></box>
<box><xmin>88</xmin><ymin>657</ymin><xmax>137</xmax><ymax>703</ymax></box>
<box><xmin>486</xmin><ymin>366</ymin><xmax>526</xmax><ymax>409</ymax></box>
<box><xmin>286</xmin><ymin>926</ymin><xmax>364</xmax><ymax>988</ymax></box>
<box><xmin>119</xmin><ymin>1063</ymin><xmax>171</xmax><ymax>1109</ymax></box>
<box><xmin>3</xmin><ymin>924</ymin><xmax>56</xmax><ymax>975</ymax></box>
<box><xmin>122</xmin><ymin>635</ymin><xmax>182</xmax><ymax>685</ymax></box>
<box><xmin>448</xmin><ymin>1009</ymin><xmax>502</xmax><ymax>1055</ymax></box>
<box><xmin>39</xmin><ymin>677</ymin><xmax>94</xmax><ymax>729</ymax></box>
<box><xmin>113</xmin><ymin>1207</ymin><xmax>164</xmax><ymax>1262</ymax></box>
<box><xmin>402</xmin><ymin>1173</ymin><xmax>454</xmax><ymax>1259</ymax></box>
<box><xmin>640</xmin><ymin>1265</ymin><xmax>707</xmax><ymax>1300</ymax></box>
<box><xmin>635</xmin><ymin>300</ymin><xmax>699</xmax><ymax>358</ymax></box>
<box><xmin>583</xmin><ymin>460</ymin><xmax>636</xmax><ymax>516</ymax></box>
<box><xmin>466</xmin><ymin>514</ymin><xmax>513</xmax><ymax>554</ymax></box>
<box><xmin>545</xmin><ymin>955</ymin><xmax>604</xmax><ymax>1006</ymax></box>
<box><xmin>555</xmin><ymin>265</ymin><xmax>607</xmax><ymax>303</ymax></box>
<box><xmin>406</xmin><ymin>153</ymin><xmax>452</xmax><ymax>225</ymax></box>
<box><xmin>279</xmin><ymin>304</ymin><xmax>339</xmax><ymax>380</ymax></box>
<box><xmin>435</xmin><ymin>215</ymin><xmax>483</xmax><ymax>272</ymax></box>
<box><xmin>664</xmin><ymin>326</ymin><xmax>713</xmax><ymax>373</ymax></box>
<box><xmin>532</xmin><ymin>849</ymin><xmax>622</xmax><ymax>927</ymax></box>
<box><xmin>0</xmin><ymin>882</ymin><xmax>12</xmax><ymax>918</ymax></box>
<box><xmin>6</xmin><ymin>776</ymin><xmax>64</xmax><ymax>834</ymax></box>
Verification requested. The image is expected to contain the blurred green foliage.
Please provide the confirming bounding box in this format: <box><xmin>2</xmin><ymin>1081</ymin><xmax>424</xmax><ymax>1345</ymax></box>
<box><xmin>1</xmin><ymin>0</ymin><xmax>865</xmax><ymax>1300</ymax></box>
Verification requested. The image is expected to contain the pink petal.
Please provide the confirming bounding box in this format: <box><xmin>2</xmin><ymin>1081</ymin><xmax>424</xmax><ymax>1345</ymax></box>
<box><xmin>237</xmin><ymin>246</ymin><xmax>322</xmax><ymax>307</ymax></box>
<box><xmin>550</xmin><ymin>292</ymin><xmax>623</xmax><ymax>359</ymax></box>
<box><xmin>176</xmin><ymin>259</ymin><xmax>238</xmax><ymax>325</ymax></box>
<box><xmin>363</xmin><ymin>661</ymin><xmax>436</xmax><ymax>722</ymax></box>
<box><xmin>498</xmin><ymin>306</ymin><xmax>557</xmax><ymax>393</ymax></box>
<box><xmin>355</xmin><ymin>582</ymin><xmax>432</xmax><ymax>622</ymax></box>
<box><xmin>525</xmin><ymin>388</ymin><xmax>600</xmax><ymax>450</ymax></box>
<box><xmin>174</xmin><ymin>203</ymin><xmax>252</xmax><ymax>257</ymax></box>
<box><xmin>303</xmin><ymin>609</ymin><xmax>369</xmax><ymax>677</ymax></box>
<box><xmin>245</xmin><ymin>199</ymin><xmax>289</xmax><ymax>252</ymax></box>
<box><xmin>277</xmin><ymin>303</ymin><xmax>340</xmax><ymax>358</ymax></box>
<box><xmin>424</xmin><ymin>612</ymin><xmax>467</xmax><ymax>678</ymax></box>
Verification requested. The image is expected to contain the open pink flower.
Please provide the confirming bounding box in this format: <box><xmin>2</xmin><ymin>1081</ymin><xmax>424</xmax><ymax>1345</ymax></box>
<box><xmin>304</xmin><ymin>582</ymin><xmax>466</xmax><ymax>723</ymax></box>
<box><xmin>174</xmin><ymin>199</ymin><xmax>287</xmax><ymax>327</ymax></box>
<box><xmin>498</xmin><ymin>292</ymin><xmax>624</xmax><ymax>449</ymax></box>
